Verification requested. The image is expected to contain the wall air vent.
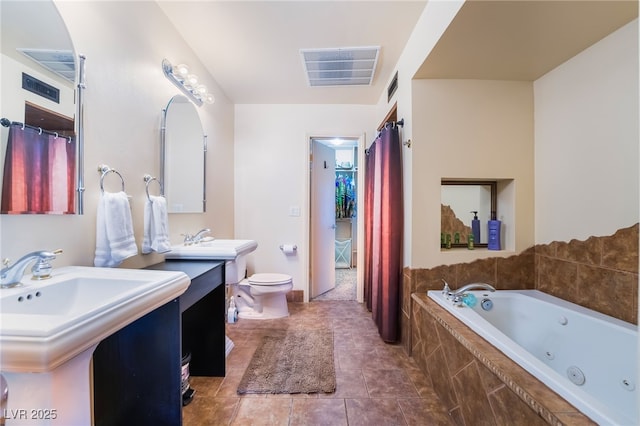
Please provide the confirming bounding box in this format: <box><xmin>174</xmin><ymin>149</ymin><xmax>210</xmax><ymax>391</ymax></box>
<box><xmin>17</xmin><ymin>48</ymin><xmax>75</xmax><ymax>82</ymax></box>
<box><xmin>387</xmin><ymin>71</ymin><xmax>398</xmax><ymax>102</ymax></box>
<box><xmin>300</xmin><ymin>46</ymin><xmax>380</xmax><ymax>87</ymax></box>
<box><xmin>22</xmin><ymin>73</ymin><xmax>59</xmax><ymax>103</ymax></box>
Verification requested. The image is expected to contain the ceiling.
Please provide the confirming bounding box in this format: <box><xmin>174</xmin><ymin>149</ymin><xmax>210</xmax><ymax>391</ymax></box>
<box><xmin>157</xmin><ymin>1</ymin><xmax>427</xmax><ymax>104</ymax></box>
<box><xmin>416</xmin><ymin>0</ymin><xmax>638</xmax><ymax>80</ymax></box>
<box><xmin>158</xmin><ymin>1</ymin><xmax>638</xmax><ymax>105</ymax></box>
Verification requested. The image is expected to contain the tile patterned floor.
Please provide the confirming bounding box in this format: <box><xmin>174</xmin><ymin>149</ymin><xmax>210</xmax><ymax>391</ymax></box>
<box><xmin>312</xmin><ymin>269</ymin><xmax>357</xmax><ymax>301</ymax></box>
<box><xmin>182</xmin><ymin>301</ymin><xmax>454</xmax><ymax>425</ymax></box>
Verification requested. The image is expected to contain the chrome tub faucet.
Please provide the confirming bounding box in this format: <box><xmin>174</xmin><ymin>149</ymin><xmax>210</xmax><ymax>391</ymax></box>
<box><xmin>441</xmin><ymin>279</ymin><xmax>495</xmax><ymax>306</ymax></box>
<box><xmin>1</xmin><ymin>249</ymin><xmax>63</xmax><ymax>288</ymax></box>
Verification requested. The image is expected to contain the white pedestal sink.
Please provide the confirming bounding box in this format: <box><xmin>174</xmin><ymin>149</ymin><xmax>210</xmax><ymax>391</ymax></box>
<box><xmin>164</xmin><ymin>239</ymin><xmax>258</xmax><ymax>260</ymax></box>
<box><xmin>0</xmin><ymin>266</ymin><xmax>190</xmax><ymax>425</ymax></box>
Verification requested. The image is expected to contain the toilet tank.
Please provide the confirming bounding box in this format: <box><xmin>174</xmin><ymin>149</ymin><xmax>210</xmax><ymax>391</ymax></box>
<box><xmin>225</xmin><ymin>254</ymin><xmax>247</xmax><ymax>285</ymax></box>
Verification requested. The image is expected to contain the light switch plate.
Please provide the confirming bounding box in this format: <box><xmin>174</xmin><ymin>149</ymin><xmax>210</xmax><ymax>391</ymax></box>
<box><xmin>289</xmin><ymin>206</ymin><xmax>301</xmax><ymax>217</ymax></box>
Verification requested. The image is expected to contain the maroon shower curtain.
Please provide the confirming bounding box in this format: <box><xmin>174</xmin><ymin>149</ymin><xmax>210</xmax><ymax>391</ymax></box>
<box><xmin>364</xmin><ymin>125</ymin><xmax>403</xmax><ymax>343</ymax></box>
<box><xmin>2</xmin><ymin>123</ymin><xmax>76</xmax><ymax>214</ymax></box>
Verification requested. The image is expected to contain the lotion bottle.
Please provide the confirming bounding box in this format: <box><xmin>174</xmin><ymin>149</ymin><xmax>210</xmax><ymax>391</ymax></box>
<box><xmin>487</xmin><ymin>211</ymin><xmax>501</xmax><ymax>251</ymax></box>
<box><xmin>470</xmin><ymin>211</ymin><xmax>481</xmax><ymax>244</ymax></box>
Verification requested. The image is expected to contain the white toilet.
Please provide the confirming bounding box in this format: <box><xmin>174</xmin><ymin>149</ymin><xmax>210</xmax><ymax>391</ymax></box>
<box><xmin>225</xmin><ymin>251</ymin><xmax>293</xmax><ymax>320</ymax></box>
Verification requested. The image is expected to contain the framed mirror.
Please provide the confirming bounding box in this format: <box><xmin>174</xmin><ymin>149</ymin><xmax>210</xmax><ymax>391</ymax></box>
<box><xmin>161</xmin><ymin>95</ymin><xmax>206</xmax><ymax>213</ymax></box>
<box><xmin>1</xmin><ymin>0</ymin><xmax>83</xmax><ymax>214</ymax></box>
<box><xmin>441</xmin><ymin>180</ymin><xmax>496</xmax><ymax>247</ymax></box>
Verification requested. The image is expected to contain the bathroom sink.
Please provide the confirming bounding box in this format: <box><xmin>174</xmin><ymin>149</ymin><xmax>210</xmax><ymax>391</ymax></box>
<box><xmin>0</xmin><ymin>266</ymin><xmax>190</xmax><ymax>372</ymax></box>
<box><xmin>165</xmin><ymin>239</ymin><xmax>258</xmax><ymax>260</ymax></box>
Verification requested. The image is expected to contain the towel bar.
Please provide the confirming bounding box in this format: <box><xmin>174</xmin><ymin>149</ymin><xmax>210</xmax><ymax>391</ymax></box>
<box><xmin>143</xmin><ymin>174</ymin><xmax>164</xmax><ymax>200</ymax></box>
<box><xmin>98</xmin><ymin>164</ymin><xmax>125</xmax><ymax>194</ymax></box>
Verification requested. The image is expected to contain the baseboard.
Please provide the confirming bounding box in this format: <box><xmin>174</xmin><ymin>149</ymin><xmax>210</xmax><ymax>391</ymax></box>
<box><xmin>286</xmin><ymin>290</ymin><xmax>304</xmax><ymax>303</ymax></box>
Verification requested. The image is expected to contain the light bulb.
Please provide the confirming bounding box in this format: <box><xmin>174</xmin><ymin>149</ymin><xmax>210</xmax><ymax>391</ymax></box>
<box><xmin>204</xmin><ymin>93</ymin><xmax>215</xmax><ymax>104</ymax></box>
<box><xmin>184</xmin><ymin>74</ymin><xmax>198</xmax><ymax>89</ymax></box>
<box><xmin>173</xmin><ymin>63</ymin><xmax>189</xmax><ymax>78</ymax></box>
<box><xmin>195</xmin><ymin>84</ymin><xmax>208</xmax><ymax>94</ymax></box>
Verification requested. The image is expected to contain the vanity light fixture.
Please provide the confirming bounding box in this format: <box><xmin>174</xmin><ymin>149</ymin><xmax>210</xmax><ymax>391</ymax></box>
<box><xmin>162</xmin><ymin>59</ymin><xmax>215</xmax><ymax>106</ymax></box>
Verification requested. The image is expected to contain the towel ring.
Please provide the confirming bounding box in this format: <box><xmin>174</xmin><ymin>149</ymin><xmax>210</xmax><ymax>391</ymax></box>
<box><xmin>143</xmin><ymin>174</ymin><xmax>164</xmax><ymax>200</ymax></box>
<box><xmin>98</xmin><ymin>164</ymin><xmax>125</xmax><ymax>194</ymax></box>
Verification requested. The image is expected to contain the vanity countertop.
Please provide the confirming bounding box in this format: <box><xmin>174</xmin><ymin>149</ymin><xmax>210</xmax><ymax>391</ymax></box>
<box><xmin>146</xmin><ymin>259</ymin><xmax>224</xmax><ymax>279</ymax></box>
<box><xmin>146</xmin><ymin>259</ymin><xmax>224</xmax><ymax>313</ymax></box>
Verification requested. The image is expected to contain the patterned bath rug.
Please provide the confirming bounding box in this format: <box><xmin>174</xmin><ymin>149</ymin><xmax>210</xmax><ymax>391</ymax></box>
<box><xmin>237</xmin><ymin>330</ymin><xmax>336</xmax><ymax>394</ymax></box>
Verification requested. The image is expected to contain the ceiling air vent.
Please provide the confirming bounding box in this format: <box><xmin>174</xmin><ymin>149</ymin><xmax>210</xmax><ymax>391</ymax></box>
<box><xmin>300</xmin><ymin>46</ymin><xmax>380</xmax><ymax>87</ymax></box>
<box><xmin>17</xmin><ymin>48</ymin><xmax>75</xmax><ymax>82</ymax></box>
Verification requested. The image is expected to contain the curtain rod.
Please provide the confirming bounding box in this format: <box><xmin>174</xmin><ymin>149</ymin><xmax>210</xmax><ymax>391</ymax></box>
<box><xmin>0</xmin><ymin>117</ymin><xmax>74</xmax><ymax>142</ymax></box>
<box><xmin>366</xmin><ymin>118</ymin><xmax>406</xmax><ymax>155</ymax></box>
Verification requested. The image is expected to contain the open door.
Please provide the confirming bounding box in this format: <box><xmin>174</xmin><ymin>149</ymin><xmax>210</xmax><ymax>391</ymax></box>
<box><xmin>310</xmin><ymin>140</ymin><xmax>336</xmax><ymax>298</ymax></box>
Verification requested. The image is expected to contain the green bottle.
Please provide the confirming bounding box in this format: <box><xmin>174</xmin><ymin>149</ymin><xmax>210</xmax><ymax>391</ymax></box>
<box><xmin>468</xmin><ymin>233</ymin><xmax>475</xmax><ymax>250</ymax></box>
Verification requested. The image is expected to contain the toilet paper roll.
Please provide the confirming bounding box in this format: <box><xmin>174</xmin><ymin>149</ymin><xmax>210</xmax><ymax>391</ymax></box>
<box><xmin>281</xmin><ymin>244</ymin><xmax>297</xmax><ymax>255</ymax></box>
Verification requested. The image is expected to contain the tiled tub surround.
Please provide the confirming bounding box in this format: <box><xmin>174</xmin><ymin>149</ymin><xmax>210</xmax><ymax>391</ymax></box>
<box><xmin>411</xmin><ymin>294</ymin><xmax>595</xmax><ymax>425</ymax></box>
<box><xmin>401</xmin><ymin>224</ymin><xmax>639</xmax><ymax>353</ymax></box>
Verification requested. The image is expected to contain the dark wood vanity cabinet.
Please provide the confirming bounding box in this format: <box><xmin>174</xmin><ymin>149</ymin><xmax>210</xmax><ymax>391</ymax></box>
<box><xmin>92</xmin><ymin>260</ymin><xmax>225</xmax><ymax>426</ymax></box>
<box><xmin>162</xmin><ymin>260</ymin><xmax>226</xmax><ymax>377</ymax></box>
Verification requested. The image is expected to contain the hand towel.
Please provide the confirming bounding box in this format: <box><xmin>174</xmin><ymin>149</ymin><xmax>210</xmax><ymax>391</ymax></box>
<box><xmin>142</xmin><ymin>195</ymin><xmax>171</xmax><ymax>254</ymax></box>
<box><xmin>94</xmin><ymin>191</ymin><xmax>138</xmax><ymax>267</ymax></box>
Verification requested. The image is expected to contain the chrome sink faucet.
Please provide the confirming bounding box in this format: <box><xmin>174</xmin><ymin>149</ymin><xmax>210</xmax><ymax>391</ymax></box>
<box><xmin>1</xmin><ymin>249</ymin><xmax>63</xmax><ymax>288</ymax></box>
<box><xmin>441</xmin><ymin>279</ymin><xmax>495</xmax><ymax>306</ymax></box>
<box><xmin>182</xmin><ymin>228</ymin><xmax>211</xmax><ymax>245</ymax></box>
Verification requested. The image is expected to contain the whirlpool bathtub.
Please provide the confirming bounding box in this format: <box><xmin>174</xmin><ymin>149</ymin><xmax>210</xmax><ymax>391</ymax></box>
<box><xmin>427</xmin><ymin>289</ymin><xmax>638</xmax><ymax>425</ymax></box>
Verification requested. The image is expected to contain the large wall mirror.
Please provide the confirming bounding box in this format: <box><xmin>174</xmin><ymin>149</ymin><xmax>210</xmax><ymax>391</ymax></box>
<box><xmin>161</xmin><ymin>95</ymin><xmax>206</xmax><ymax>213</ymax></box>
<box><xmin>1</xmin><ymin>0</ymin><xmax>83</xmax><ymax>214</ymax></box>
<box><xmin>441</xmin><ymin>180</ymin><xmax>496</xmax><ymax>247</ymax></box>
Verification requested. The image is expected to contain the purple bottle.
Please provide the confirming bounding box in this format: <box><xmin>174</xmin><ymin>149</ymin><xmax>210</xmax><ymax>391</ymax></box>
<box><xmin>487</xmin><ymin>212</ymin><xmax>501</xmax><ymax>251</ymax></box>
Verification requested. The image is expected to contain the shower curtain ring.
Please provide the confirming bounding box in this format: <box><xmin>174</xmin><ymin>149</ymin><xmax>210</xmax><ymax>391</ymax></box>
<box><xmin>21</xmin><ymin>123</ymin><xmax>25</xmax><ymax>130</ymax></box>
<box><xmin>54</xmin><ymin>132</ymin><xmax>58</xmax><ymax>139</ymax></box>
<box><xmin>38</xmin><ymin>127</ymin><xmax>42</xmax><ymax>135</ymax></box>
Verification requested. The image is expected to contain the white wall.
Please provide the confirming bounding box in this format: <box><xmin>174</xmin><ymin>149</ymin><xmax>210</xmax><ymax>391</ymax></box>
<box><xmin>534</xmin><ymin>19</ymin><xmax>639</xmax><ymax>244</ymax></box>
<box><xmin>234</xmin><ymin>104</ymin><xmax>377</xmax><ymax>297</ymax></box>
<box><xmin>0</xmin><ymin>1</ymin><xmax>235</xmax><ymax>268</ymax></box>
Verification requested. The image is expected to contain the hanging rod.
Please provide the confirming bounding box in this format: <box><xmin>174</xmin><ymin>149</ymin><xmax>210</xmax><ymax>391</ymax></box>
<box><xmin>0</xmin><ymin>117</ymin><xmax>74</xmax><ymax>142</ymax></box>
<box><xmin>366</xmin><ymin>118</ymin><xmax>408</xmax><ymax>155</ymax></box>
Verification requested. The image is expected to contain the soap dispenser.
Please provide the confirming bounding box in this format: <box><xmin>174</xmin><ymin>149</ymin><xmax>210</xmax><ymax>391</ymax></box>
<box><xmin>470</xmin><ymin>211</ymin><xmax>481</xmax><ymax>244</ymax></box>
<box><xmin>487</xmin><ymin>211</ymin><xmax>501</xmax><ymax>251</ymax></box>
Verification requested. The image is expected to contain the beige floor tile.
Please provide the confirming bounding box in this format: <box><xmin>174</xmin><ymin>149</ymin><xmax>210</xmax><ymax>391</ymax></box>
<box><xmin>345</xmin><ymin>398</ymin><xmax>407</xmax><ymax>426</ymax></box>
<box><xmin>362</xmin><ymin>368</ymin><xmax>420</xmax><ymax>398</ymax></box>
<box><xmin>290</xmin><ymin>399</ymin><xmax>348</xmax><ymax>426</ymax></box>
<box><xmin>230</xmin><ymin>398</ymin><xmax>292</xmax><ymax>426</ymax></box>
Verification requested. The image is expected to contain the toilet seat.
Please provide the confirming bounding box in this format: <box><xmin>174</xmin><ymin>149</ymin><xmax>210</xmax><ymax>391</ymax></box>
<box><xmin>248</xmin><ymin>273</ymin><xmax>292</xmax><ymax>286</ymax></box>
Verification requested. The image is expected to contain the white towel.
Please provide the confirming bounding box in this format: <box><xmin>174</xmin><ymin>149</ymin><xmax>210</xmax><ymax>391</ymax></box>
<box><xmin>94</xmin><ymin>191</ymin><xmax>138</xmax><ymax>267</ymax></box>
<box><xmin>142</xmin><ymin>195</ymin><xmax>171</xmax><ymax>254</ymax></box>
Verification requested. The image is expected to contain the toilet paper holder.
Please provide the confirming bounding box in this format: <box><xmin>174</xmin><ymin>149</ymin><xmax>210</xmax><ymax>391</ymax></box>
<box><xmin>279</xmin><ymin>244</ymin><xmax>297</xmax><ymax>253</ymax></box>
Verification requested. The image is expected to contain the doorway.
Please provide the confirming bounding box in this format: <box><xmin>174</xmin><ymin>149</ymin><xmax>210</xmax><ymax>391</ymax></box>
<box><xmin>309</xmin><ymin>136</ymin><xmax>362</xmax><ymax>302</ymax></box>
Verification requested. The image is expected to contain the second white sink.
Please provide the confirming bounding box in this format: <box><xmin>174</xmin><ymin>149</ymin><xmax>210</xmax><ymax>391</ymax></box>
<box><xmin>165</xmin><ymin>239</ymin><xmax>258</xmax><ymax>260</ymax></box>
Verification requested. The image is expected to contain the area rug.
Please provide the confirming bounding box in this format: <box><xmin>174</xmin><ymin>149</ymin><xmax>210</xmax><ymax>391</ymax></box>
<box><xmin>237</xmin><ymin>330</ymin><xmax>336</xmax><ymax>394</ymax></box>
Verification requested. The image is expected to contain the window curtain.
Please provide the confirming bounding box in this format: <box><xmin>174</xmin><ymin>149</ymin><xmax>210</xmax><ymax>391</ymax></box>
<box><xmin>2</xmin><ymin>123</ymin><xmax>76</xmax><ymax>214</ymax></box>
<box><xmin>364</xmin><ymin>125</ymin><xmax>403</xmax><ymax>343</ymax></box>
